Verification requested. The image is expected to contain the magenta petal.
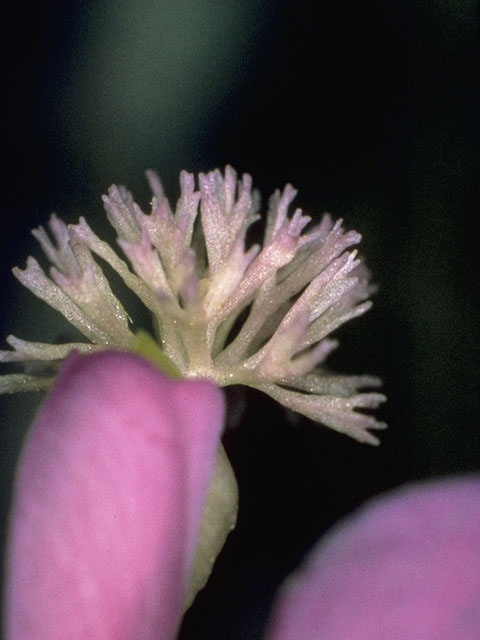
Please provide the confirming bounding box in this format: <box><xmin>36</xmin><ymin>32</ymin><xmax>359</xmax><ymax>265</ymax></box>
<box><xmin>266</xmin><ymin>476</ymin><xmax>480</xmax><ymax>640</ymax></box>
<box><xmin>5</xmin><ymin>350</ymin><xmax>225</xmax><ymax>640</ymax></box>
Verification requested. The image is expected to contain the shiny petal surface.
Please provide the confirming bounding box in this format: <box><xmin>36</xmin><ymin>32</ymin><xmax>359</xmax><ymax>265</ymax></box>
<box><xmin>5</xmin><ymin>350</ymin><xmax>225</xmax><ymax>640</ymax></box>
<box><xmin>267</xmin><ymin>476</ymin><xmax>480</xmax><ymax>640</ymax></box>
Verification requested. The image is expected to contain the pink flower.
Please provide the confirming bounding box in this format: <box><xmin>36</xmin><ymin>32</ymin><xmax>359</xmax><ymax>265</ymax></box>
<box><xmin>5</xmin><ymin>350</ymin><xmax>227</xmax><ymax>640</ymax></box>
<box><xmin>4</xmin><ymin>350</ymin><xmax>479</xmax><ymax>639</ymax></box>
<box><xmin>266</xmin><ymin>475</ymin><xmax>480</xmax><ymax>640</ymax></box>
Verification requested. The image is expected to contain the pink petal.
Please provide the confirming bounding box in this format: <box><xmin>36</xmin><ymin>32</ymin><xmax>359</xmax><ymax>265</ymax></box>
<box><xmin>5</xmin><ymin>350</ymin><xmax>225</xmax><ymax>640</ymax></box>
<box><xmin>266</xmin><ymin>475</ymin><xmax>480</xmax><ymax>640</ymax></box>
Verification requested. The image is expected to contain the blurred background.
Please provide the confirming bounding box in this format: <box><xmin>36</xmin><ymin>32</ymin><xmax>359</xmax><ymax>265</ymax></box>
<box><xmin>1</xmin><ymin>1</ymin><xmax>478</xmax><ymax>638</ymax></box>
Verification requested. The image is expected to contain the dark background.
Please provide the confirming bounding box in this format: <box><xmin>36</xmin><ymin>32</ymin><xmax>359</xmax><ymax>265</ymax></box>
<box><xmin>1</xmin><ymin>1</ymin><xmax>479</xmax><ymax>638</ymax></box>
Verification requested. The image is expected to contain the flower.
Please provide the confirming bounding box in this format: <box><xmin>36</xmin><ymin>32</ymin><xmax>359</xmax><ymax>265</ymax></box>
<box><xmin>265</xmin><ymin>475</ymin><xmax>480</xmax><ymax>640</ymax></box>
<box><xmin>4</xmin><ymin>350</ymin><xmax>233</xmax><ymax>640</ymax></box>
<box><xmin>0</xmin><ymin>166</ymin><xmax>385</xmax><ymax>443</ymax></box>
<box><xmin>6</xmin><ymin>354</ymin><xmax>479</xmax><ymax>639</ymax></box>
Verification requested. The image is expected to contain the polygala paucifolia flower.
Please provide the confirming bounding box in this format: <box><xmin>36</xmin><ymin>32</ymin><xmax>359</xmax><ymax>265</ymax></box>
<box><xmin>4</xmin><ymin>168</ymin><xmax>479</xmax><ymax>640</ymax></box>
<box><xmin>2</xmin><ymin>167</ymin><xmax>386</xmax><ymax>637</ymax></box>
<box><xmin>6</xmin><ymin>350</ymin><xmax>479</xmax><ymax>639</ymax></box>
<box><xmin>0</xmin><ymin>166</ymin><xmax>385</xmax><ymax>444</ymax></box>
